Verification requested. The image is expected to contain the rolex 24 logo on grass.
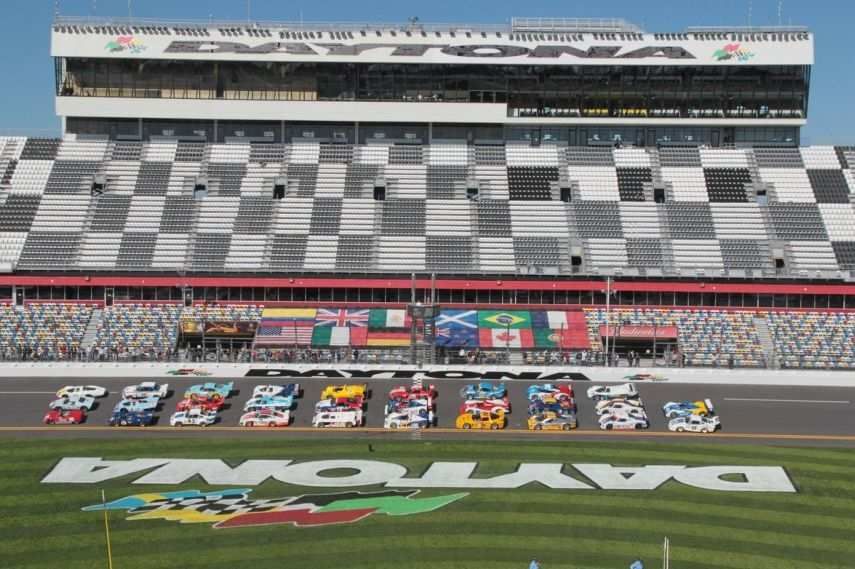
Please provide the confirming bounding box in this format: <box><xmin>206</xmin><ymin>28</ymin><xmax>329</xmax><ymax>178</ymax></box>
<box><xmin>84</xmin><ymin>489</ymin><xmax>467</xmax><ymax>529</ymax></box>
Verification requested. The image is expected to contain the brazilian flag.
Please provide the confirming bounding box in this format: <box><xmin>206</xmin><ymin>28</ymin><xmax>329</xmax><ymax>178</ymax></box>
<box><xmin>477</xmin><ymin>310</ymin><xmax>531</xmax><ymax>329</ymax></box>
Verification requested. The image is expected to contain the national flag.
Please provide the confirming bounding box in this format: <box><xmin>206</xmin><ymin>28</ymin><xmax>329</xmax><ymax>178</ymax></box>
<box><xmin>435</xmin><ymin>326</ymin><xmax>478</xmax><ymax>348</ymax></box>
<box><xmin>312</xmin><ymin>326</ymin><xmax>352</xmax><ymax>347</ymax></box>
<box><xmin>477</xmin><ymin>310</ymin><xmax>531</xmax><ymax>329</ymax></box>
<box><xmin>367</xmin><ymin>330</ymin><xmax>411</xmax><ymax>347</ymax></box>
<box><xmin>534</xmin><ymin>328</ymin><xmax>592</xmax><ymax>350</ymax></box>
<box><xmin>261</xmin><ymin>308</ymin><xmax>317</xmax><ymax>320</ymax></box>
<box><xmin>436</xmin><ymin>310</ymin><xmax>478</xmax><ymax>330</ymax></box>
<box><xmin>315</xmin><ymin>308</ymin><xmax>370</xmax><ymax>327</ymax></box>
<box><xmin>254</xmin><ymin>322</ymin><xmax>313</xmax><ymax>346</ymax></box>
<box><xmin>531</xmin><ymin>310</ymin><xmax>573</xmax><ymax>330</ymax></box>
<box><xmin>368</xmin><ymin>309</ymin><xmax>410</xmax><ymax>329</ymax></box>
<box><xmin>478</xmin><ymin>328</ymin><xmax>534</xmax><ymax>348</ymax></box>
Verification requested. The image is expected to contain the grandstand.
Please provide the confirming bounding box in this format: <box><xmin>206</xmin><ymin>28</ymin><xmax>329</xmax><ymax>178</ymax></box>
<box><xmin>0</xmin><ymin>15</ymin><xmax>852</xmax><ymax>369</ymax></box>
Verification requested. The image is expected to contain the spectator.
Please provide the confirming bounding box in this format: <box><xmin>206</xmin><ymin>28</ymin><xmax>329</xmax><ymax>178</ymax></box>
<box><xmin>529</xmin><ymin>559</ymin><xmax>540</xmax><ymax>569</ymax></box>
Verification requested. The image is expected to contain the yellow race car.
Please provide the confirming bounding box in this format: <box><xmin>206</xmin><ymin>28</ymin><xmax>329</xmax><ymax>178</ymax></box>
<box><xmin>320</xmin><ymin>384</ymin><xmax>368</xmax><ymax>400</ymax></box>
<box><xmin>455</xmin><ymin>410</ymin><xmax>506</xmax><ymax>430</ymax></box>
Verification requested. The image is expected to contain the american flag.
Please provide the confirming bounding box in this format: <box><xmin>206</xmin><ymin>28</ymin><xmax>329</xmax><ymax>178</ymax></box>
<box><xmin>314</xmin><ymin>308</ymin><xmax>370</xmax><ymax>328</ymax></box>
<box><xmin>254</xmin><ymin>323</ymin><xmax>313</xmax><ymax>346</ymax></box>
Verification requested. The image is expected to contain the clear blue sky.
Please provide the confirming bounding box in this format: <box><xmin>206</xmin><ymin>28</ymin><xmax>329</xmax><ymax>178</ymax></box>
<box><xmin>1</xmin><ymin>0</ymin><xmax>850</xmax><ymax>144</ymax></box>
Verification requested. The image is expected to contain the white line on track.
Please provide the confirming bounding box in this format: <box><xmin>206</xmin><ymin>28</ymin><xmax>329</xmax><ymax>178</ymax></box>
<box><xmin>0</xmin><ymin>391</ymin><xmax>57</xmax><ymax>395</ymax></box>
<box><xmin>724</xmin><ymin>397</ymin><xmax>850</xmax><ymax>404</ymax></box>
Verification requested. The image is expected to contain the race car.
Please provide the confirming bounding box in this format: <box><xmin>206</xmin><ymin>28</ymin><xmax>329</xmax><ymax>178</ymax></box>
<box><xmin>167</xmin><ymin>368</ymin><xmax>211</xmax><ymax>376</ymax></box>
<box><xmin>384</xmin><ymin>408</ymin><xmax>434</xmax><ymax>429</ymax></box>
<box><xmin>594</xmin><ymin>397</ymin><xmax>644</xmax><ymax>414</ymax></box>
<box><xmin>662</xmin><ymin>399</ymin><xmax>714</xmax><ymax>419</ymax></box>
<box><xmin>587</xmin><ymin>383</ymin><xmax>639</xmax><ymax>401</ymax></box>
<box><xmin>595</xmin><ymin>400</ymin><xmax>647</xmax><ymax>416</ymax></box>
<box><xmin>527</xmin><ymin>412</ymin><xmax>577</xmax><ymax>431</ymax></box>
<box><xmin>528</xmin><ymin>399</ymin><xmax>574</xmax><ymax>417</ymax></box>
<box><xmin>43</xmin><ymin>408</ymin><xmax>86</xmax><ymax>425</ymax></box>
<box><xmin>460</xmin><ymin>382</ymin><xmax>506</xmax><ymax>400</ymax></box>
<box><xmin>668</xmin><ymin>414</ymin><xmax>721</xmax><ymax>433</ymax></box>
<box><xmin>527</xmin><ymin>383</ymin><xmax>574</xmax><ymax>401</ymax></box>
<box><xmin>599</xmin><ymin>414</ymin><xmax>649</xmax><ymax>430</ymax></box>
<box><xmin>113</xmin><ymin>397</ymin><xmax>160</xmax><ymax>414</ymax></box>
<box><xmin>239</xmin><ymin>409</ymin><xmax>291</xmax><ymax>427</ymax></box>
<box><xmin>388</xmin><ymin>384</ymin><xmax>437</xmax><ymax>402</ymax></box>
<box><xmin>184</xmin><ymin>382</ymin><xmax>234</xmax><ymax>400</ymax></box>
<box><xmin>624</xmin><ymin>373</ymin><xmax>667</xmax><ymax>382</ymax></box>
<box><xmin>122</xmin><ymin>382</ymin><xmax>169</xmax><ymax>400</ymax></box>
<box><xmin>312</xmin><ymin>409</ymin><xmax>363</xmax><ymax>428</ymax></box>
<box><xmin>314</xmin><ymin>397</ymin><xmax>364</xmax><ymax>413</ymax></box>
<box><xmin>55</xmin><ymin>385</ymin><xmax>107</xmax><ymax>399</ymax></box>
<box><xmin>460</xmin><ymin>398</ymin><xmax>511</xmax><ymax>415</ymax></box>
<box><xmin>455</xmin><ymin>409</ymin><xmax>506</xmax><ymax>430</ymax></box>
<box><xmin>320</xmin><ymin>384</ymin><xmax>368</xmax><ymax>400</ymax></box>
<box><xmin>252</xmin><ymin>384</ymin><xmax>301</xmax><ymax>399</ymax></box>
<box><xmin>175</xmin><ymin>396</ymin><xmax>225</xmax><ymax>413</ymax></box>
<box><xmin>48</xmin><ymin>395</ymin><xmax>96</xmax><ymax>411</ymax></box>
<box><xmin>244</xmin><ymin>394</ymin><xmax>294</xmax><ymax>411</ymax></box>
<box><xmin>170</xmin><ymin>408</ymin><xmax>218</xmax><ymax>427</ymax></box>
<box><xmin>386</xmin><ymin>397</ymin><xmax>431</xmax><ymax>415</ymax></box>
<box><xmin>598</xmin><ymin>406</ymin><xmax>648</xmax><ymax>424</ymax></box>
<box><xmin>109</xmin><ymin>409</ymin><xmax>155</xmax><ymax>427</ymax></box>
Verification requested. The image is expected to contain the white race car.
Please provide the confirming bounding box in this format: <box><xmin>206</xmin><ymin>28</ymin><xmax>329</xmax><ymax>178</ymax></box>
<box><xmin>587</xmin><ymin>383</ymin><xmax>639</xmax><ymax>401</ymax></box>
<box><xmin>55</xmin><ymin>385</ymin><xmax>107</xmax><ymax>398</ymax></box>
<box><xmin>668</xmin><ymin>415</ymin><xmax>721</xmax><ymax>433</ymax></box>
<box><xmin>170</xmin><ymin>408</ymin><xmax>217</xmax><ymax>427</ymax></box>
<box><xmin>122</xmin><ymin>382</ymin><xmax>169</xmax><ymax>400</ymax></box>
<box><xmin>599</xmin><ymin>414</ymin><xmax>649</xmax><ymax>430</ymax></box>
<box><xmin>239</xmin><ymin>410</ymin><xmax>291</xmax><ymax>427</ymax></box>
<box><xmin>598</xmin><ymin>407</ymin><xmax>648</xmax><ymax>424</ymax></box>
<box><xmin>594</xmin><ymin>398</ymin><xmax>644</xmax><ymax>414</ymax></box>
<box><xmin>312</xmin><ymin>410</ymin><xmax>363</xmax><ymax>428</ymax></box>
<box><xmin>49</xmin><ymin>395</ymin><xmax>96</xmax><ymax>411</ymax></box>
<box><xmin>251</xmin><ymin>384</ymin><xmax>301</xmax><ymax>399</ymax></box>
<box><xmin>384</xmin><ymin>408</ymin><xmax>434</xmax><ymax>429</ymax></box>
<box><xmin>595</xmin><ymin>400</ymin><xmax>647</xmax><ymax>416</ymax></box>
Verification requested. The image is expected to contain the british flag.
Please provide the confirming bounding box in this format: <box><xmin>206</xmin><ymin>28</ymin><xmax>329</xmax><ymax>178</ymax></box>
<box><xmin>314</xmin><ymin>308</ymin><xmax>370</xmax><ymax>328</ymax></box>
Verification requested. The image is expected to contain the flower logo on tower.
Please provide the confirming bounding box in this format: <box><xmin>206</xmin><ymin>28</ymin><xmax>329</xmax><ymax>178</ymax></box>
<box><xmin>712</xmin><ymin>43</ymin><xmax>755</xmax><ymax>62</ymax></box>
<box><xmin>105</xmin><ymin>36</ymin><xmax>147</xmax><ymax>54</ymax></box>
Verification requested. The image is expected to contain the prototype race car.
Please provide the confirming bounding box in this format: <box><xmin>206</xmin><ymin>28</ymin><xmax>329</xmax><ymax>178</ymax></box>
<box><xmin>113</xmin><ymin>397</ymin><xmax>160</xmax><ymax>413</ymax></box>
<box><xmin>624</xmin><ymin>373</ymin><xmax>667</xmax><ymax>382</ymax></box>
<box><xmin>109</xmin><ymin>409</ymin><xmax>155</xmax><ymax>427</ymax></box>
<box><xmin>244</xmin><ymin>394</ymin><xmax>294</xmax><ymax>411</ymax></box>
<box><xmin>49</xmin><ymin>395</ymin><xmax>96</xmax><ymax>411</ymax></box>
<box><xmin>599</xmin><ymin>414</ymin><xmax>649</xmax><ymax>430</ymax></box>
<box><xmin>170</xmin><ymin>408</ymin><xmax>217</xmax><ymax>427</ymax></box>
<box><xmin>320</xmin><ymin>384</ymin><xmax>368</xmax><ymax>400</ymax></box>
<box><xmin>239</xmin><ymin>409</ymin><xmax>291</xmax><ymax>427</ymax></box>
<box><xmin>167</xmin><ymin>368</ymin><xmax>211</xmax><ymax>376</ymax></box>
<box><xmin>586</xmin><ymin>383</ymin><xmax>639</xmax><ymax>401</ymax></box>
<box><xmin>312</xmin><ymin>409</ymin><xmax>363</xmax><ymax>428</ymax></box>
<box><xmin>662</xmin><ymin>399</ymin><xmax>714</xmax><ymax>419</ymax></box>
<box><xmin>388</xmin><ymin>384</ymin><xmax>437</xmax><ymax>403</ymax></box>
<box><xmin>460</xmin><ymin>398</ymin><xmax>510</xmax><ymax>415</ymax></box>
<box><xmin>527</xmin><ymin>412</ymin><xmax>577</xmax><ymax>431</ymax></box>
<box><xmin>455</xmin><ymin>409</ymin><xmax>506</xmax><ymax>430</ymax></box>
<box><xmin>594</xmin><ymin>397</ymin><xmax>644</xmax><ymax>414</ymax></box>
<box><xmin>184</xmin><ymin>382</ymin><xmax>234</xmax><ymax>400</ymax></box>
<box><xmin>384</xmin><ymin>408</ymin><xmax>434</xmax><ymax>429</ymax></box>
<box><xmin>598</xmin><ymin>406</ymin><xmax>648</xmax><ymax>424</ymax></box>
<box><xmin>460</xmin><ymin>382</ymin><xmax>507</xmax><ymax>400</ymax></box>
<box><xmin>527</xmin><ymin>383</ymin><xmax>574</xmax><ymax>401</ymax></box>
<box><xmin>315</xmin><ymin>397</ymin><xmax>364</xmax><ymax>413</ymax></box>
<box><xmin>122</xmin><ymin>382</ymin><xmax>169</xmax><ymax>399</ymax></box>
<box><xmin>668</xmin><ymin>415</ymin><xmax>721</xmax><ymax>433</ymax></box>
<box><xmin>595</xmin><ymin>400</ymin><xmax>647</xmax><ymax>416</ymax></box>
<box><xmin>43</xmin><ymin>408</ymin><xmax>86</xmax><ymax>425</ymax></box>
<box><xmin>55</xmin><ymin>385</ymin><xmax>107</xmax><ymax>399</ymax></box>
<box><xmin>175</xmin><ymin>396</ymin><xmax>225</xmax><ymax>413</ymax></box>
<box><xmin>252</xmin><ymin>384</ymin><xmax>301</xmax><ymax>399</ymax></box>
<box><xmin>386</xmin><ymin>397</ymin><xmax>430</xmax><ymax>415</ymax></box>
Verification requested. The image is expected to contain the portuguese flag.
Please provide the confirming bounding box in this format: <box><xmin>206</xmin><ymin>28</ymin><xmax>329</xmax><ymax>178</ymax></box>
<box><xmin>477</xmin><ymin>310</ymin><xmax>532</xmax><ymax>329</ymax></box>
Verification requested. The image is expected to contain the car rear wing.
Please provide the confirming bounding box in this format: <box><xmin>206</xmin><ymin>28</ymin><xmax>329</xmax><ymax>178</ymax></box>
<box><xmin>704</xmin><ymin>399</ymin><xmax>715</xmax><ymax>414</ymax></box>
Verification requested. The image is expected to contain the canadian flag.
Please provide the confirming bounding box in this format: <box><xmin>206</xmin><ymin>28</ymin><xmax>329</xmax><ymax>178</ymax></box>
<box><xmin>478</xmin><ymin>328</ymin><xmax>534</xmax><ymax>348</ymax></box>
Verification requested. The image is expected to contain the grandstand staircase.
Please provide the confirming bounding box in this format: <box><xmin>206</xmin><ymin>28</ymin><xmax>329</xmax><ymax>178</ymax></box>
<box><xmin>656</xmin><ymin>205</ymin><xmax>676</xmax><ymax>273</ymax></box>
<box><xmin>80</xmin><ymin>308</ymin><xmax>103</xmax><ymax>351</ymax></box>
<box><xmin>753</xmin><ymin>316</ymin><xmax>777</xmax><ymax>368</ymax></box>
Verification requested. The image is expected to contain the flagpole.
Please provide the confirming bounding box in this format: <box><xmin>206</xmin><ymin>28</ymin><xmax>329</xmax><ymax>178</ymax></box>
<box><xmin>102</xmin><ymin>489</ymin><xmax>114</xmax><ymax>569</ymax></box>
<box><xmin>604</xmin><ymin>276</ymin><xmax>610</xmax><ymax>367</ymax></box>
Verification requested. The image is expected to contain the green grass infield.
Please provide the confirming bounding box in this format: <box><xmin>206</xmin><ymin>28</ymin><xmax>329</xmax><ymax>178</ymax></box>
<box><xmin>1</xmin><ymin>437</ymin><xmax>854</xmax><ymax>569</ymax></box>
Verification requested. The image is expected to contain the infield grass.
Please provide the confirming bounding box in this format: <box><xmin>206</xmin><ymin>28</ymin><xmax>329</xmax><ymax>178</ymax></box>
<box><xmin>1</xmin><ymin>437</ymin><xmax>854</xmax><ymax>569</ymax></box>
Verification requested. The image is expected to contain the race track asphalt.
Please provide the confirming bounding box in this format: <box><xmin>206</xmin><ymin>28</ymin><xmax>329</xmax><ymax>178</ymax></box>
<box><xmin>1</xmin><ymin>374</ymin><xmax>854</xmax><ymax>446</ymax></box>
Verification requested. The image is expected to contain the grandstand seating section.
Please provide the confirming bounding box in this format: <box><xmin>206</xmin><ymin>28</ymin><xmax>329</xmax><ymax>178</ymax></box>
<box><xmin>0</xmin><ymin>303</ymin><xmax>93</xmax><ymax>357</ymax></box>
<box><xmin>0</xmin><ymin>136</ymin><xmax>852</xmax><ymax>278</ymax></box>
<box><xmin>767</xmin><ymin>312</ymin><xmax>855</xmax><ymax>369</ymax></box>
<box><xmin>93</xmin><ymin>304</ymin><xmax>182</xmax><ymax>354</ymax></box>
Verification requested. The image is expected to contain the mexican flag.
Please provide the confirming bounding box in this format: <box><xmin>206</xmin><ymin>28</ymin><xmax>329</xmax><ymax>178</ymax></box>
<box><xmin>478</xmin><ymin>328</ymin><xmax>534</xmax><ymax>348</ymax></box>
<box><xmin>369</xmin><ymin>309</ymin><xmax>410</xmax><ymax>329</ymax></box>
<box><xmin>477</xmin><ymin>310</ymin><xmax>532</xmax><ymax>329</ymax></box>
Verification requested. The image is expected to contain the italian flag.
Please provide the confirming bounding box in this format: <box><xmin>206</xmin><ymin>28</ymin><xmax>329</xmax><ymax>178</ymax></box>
<box><xmin>369</xmin><ymin>309</ymin><xmax>410</xmax><ymax>329</ymax></box>
<box><xmin>312</xmin><ymin>327</ymin><xmax>367</xmax><ymax>346</ymax></box>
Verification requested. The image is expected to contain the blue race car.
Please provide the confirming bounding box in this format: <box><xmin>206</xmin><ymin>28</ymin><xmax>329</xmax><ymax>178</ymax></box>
<box><xmin>109</xmin><ymin>409</ymin><xmax>155</xmax><ymax>427</ymax></box>
<box><xmin>184</xmin><ymin>382</ymin><xmax>235</xmax><ymax>400</ymax></box>
<box><xmin>528</xmin><ymin>399</ymin><xmax>575</xmax><ymax>418</ymax></box>
<box><xmin>460</xmin><ymin>382</ymin><xmax>506</xmax><ymax>400</ymax></box>
<box><xmin>243</xmin><ymin>395</ymin><xmax>294</xmax><ymax>412</ymax></box>
<box><xmin>113</xmin><ymin>397</ymin><xmax>159</xmax><ymax>413</ymax></box>
<box><xmin>251</xmin><ymin>384</ymin><xmax>301</xmax><ymax>399</ymax></box>
<box><xmin>662</xmin><ymin>399</ymin><xmax>714</xmax><ymax>419</ymax></box>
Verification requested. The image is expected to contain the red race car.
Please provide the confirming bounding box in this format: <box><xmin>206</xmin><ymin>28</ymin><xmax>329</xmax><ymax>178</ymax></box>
<box><xmin>43</xmin><ymin>408</ymin><xmax>86</xmax><ymax>425</ymax></box>
<box><xmin>388</xmin><ymin>384</ymin><xmax>437</xmax><ymax>401</ymax></box>
<box><xmin>459</xmin><ymin>398</ymin><xmax>511</xmax><ymax>415</ymax></box>
<box><xmin>175</xmin><ymin>397</ymin><xmax>225</xmax><ymax>412</ymax></box>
